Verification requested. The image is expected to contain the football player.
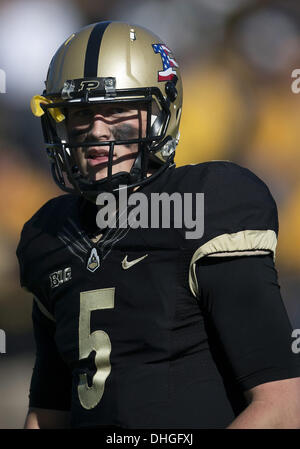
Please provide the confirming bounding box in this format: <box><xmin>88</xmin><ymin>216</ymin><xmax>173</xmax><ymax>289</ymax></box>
<box><xmin>17</xmin><ymin>21</ymin><xmax>300</xmax><ymax>429</ymax></box>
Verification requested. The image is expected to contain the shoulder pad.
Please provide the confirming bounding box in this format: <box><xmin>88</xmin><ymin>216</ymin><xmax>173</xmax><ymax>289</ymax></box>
<box><xmin>178</xmin><ymin>162</ymin><xmax>279</xmax><ymax>297</ymax></box>
<box><xmin>16</xmin><ymin>194</ymin><xmax>77</xmax><ymax>294</ymax></box>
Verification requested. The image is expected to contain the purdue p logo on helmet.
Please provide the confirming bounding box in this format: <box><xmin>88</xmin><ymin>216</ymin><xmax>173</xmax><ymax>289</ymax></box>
<box><xmin>78</xmin><ymin>80</ymin><xmax>100</xmax><ymax>92</ymax></box>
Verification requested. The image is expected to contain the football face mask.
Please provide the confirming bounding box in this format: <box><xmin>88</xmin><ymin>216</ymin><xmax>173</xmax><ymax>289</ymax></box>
<box><xmin>31</xmin><ymin>21</ymin><xmax>182</xmax><ymax>200</ymax></box>
<box><xmin>65</xmin><ymin>100</ymin><xmax>149</xmax><ymax>185</ymax></box>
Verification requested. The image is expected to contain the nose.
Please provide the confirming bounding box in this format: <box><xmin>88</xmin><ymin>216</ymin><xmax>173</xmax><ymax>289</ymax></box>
<box><xmin>89</xmin><ymin>115</ymin><xmax>112</xmax><ymax>141</ymax></box>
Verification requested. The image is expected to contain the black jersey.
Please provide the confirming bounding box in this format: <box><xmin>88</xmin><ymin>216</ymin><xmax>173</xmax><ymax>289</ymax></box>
<box><xmin>16</xmin><ymin>162</ymin><xmax>300</xmax><ymax>428</ymax></box>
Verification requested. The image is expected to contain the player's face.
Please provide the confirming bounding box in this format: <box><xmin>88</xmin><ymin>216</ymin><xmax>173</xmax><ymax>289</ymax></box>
<box><xmin>66</xmin><ymin>102</ymin><xmax>147</xmax><ymax>181</ymax></box>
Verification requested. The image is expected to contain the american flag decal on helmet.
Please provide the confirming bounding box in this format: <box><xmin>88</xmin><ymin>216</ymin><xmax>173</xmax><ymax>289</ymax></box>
<box><xmin>152</xmin><ymin>43</ymin><xmax>179</xmax><ymax>82</ymax></box>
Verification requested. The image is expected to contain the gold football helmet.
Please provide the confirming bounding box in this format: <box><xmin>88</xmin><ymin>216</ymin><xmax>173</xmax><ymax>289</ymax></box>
<box><xmin>31</xmin><ymin>21</ymin><xmax>183</xmax><ymax>200</ymax></box>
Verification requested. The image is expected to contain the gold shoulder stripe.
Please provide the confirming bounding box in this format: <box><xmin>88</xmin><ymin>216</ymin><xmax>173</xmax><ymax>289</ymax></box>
<box><xmin>34</xmin><ymin>296</ymin><xmax>56</xmax><ymax>322</ymax></box>
<box><xmin>189</xmin><ymin>229</ymin><xmax>277</xmax><ymax>298</ymax></box>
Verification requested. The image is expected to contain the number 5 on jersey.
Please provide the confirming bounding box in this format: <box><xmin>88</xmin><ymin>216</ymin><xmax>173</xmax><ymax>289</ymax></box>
<box><xmin>78</xmin><ymin>288</ymin><xmax>115</xmax><ymax>410</ymax></box>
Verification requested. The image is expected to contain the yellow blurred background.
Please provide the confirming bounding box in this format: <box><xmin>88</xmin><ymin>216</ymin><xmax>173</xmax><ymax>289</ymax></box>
<box><xmin>0</xmin><ymin>0</ymin><xmax>299</xmax><ymax>428</ymax></box>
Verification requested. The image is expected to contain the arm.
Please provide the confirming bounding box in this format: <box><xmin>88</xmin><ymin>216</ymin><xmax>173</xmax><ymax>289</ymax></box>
<box><xmin>24</xmin><ymin>408</ymin><xmax>70</xmax><ymax>429</ymax></box>
<box><xmin>196</xmin><ymin>254</ymin><xmax>300</xmax><ymax>429</ymax></box>
<box><xmin>228</xmin><ymin>377</ymin><xmax>300</xmax><ymax>429</ymax></box>
<box><xmin>25</xmin><ymin>300</ymin><xmax>72</xmax><ymax>428</ymax></box>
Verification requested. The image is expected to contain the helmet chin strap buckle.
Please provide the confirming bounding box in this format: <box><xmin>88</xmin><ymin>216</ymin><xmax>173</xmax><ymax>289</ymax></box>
<box><xmin>161</xmin><ymin>138</ymin><xmax>176</xmax><ymax>159</ymax></box>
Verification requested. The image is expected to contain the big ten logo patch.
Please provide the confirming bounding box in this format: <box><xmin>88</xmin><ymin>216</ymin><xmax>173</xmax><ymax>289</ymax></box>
<box><xmin>50</xmin><ymin>267</ymin><xmax>72</xmax><ymax>288</ymax></box>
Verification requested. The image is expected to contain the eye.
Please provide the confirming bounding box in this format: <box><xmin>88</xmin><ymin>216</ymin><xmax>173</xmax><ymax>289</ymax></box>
<box><xmin>71</xmin><ymin>108</ymin><xmax>93</xmax><ymax>118</ymax></box>
<box><xmin>109</xmin><ymin>106</ymin><xmax>130</xmax><ymax>115</ymax></box>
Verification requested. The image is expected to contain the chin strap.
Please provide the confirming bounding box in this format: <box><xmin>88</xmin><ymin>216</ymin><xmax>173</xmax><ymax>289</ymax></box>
<box><xmin>129</xmin><ymin>146</ymin><xmax>147</xmax><ymax>184</ymax></box>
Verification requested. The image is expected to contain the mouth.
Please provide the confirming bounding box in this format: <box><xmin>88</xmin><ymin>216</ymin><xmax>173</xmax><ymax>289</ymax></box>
<box><xmin>86</xmin><ymin>149</ymin><xmax>112</xmax><ymax>167</ymax></box>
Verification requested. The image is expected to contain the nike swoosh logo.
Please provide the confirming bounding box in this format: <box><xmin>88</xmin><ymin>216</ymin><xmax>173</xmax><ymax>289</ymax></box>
<box><xmin>122</xmin><ymin>254</ymin><xmax>148</xmax><ymax>270</ymax></box>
